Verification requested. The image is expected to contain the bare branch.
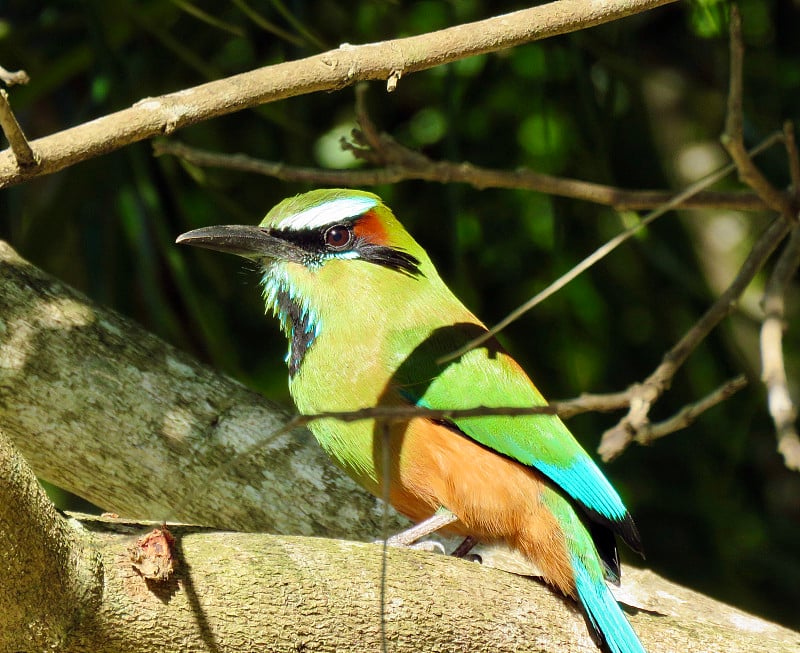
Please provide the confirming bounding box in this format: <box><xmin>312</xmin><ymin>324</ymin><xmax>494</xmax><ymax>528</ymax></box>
<box><xmin>0</xmin><ymin>65</ymin><xmax>29</xmax><ymax>86</ymax></box>
<box><xmin>154</xmin><ymin>138</ymin><xmax>769</xmax><ymax>212</ymax></box>
<box><xmin>441</xmin><ymin>133</ymin><xmax>784</xmax><ymax>365</ymax></box>
<box><xmin>157</xmin><ymin>85</ymin><xmax>768</xmax><ymax>212</ymax></box>
<box><xmin>0</xmin><ymin>0</ymin><xmax>678</xmax><ymax>189</ymax></box>
<box><xmin>0</xmin><ymin>430</ymin><xmax>103</xmax><ymax>651</ymax></box>
<box><xmin>599</xmin><ymin>216</ymin><xmax>791</xmax><ymax>461</ymax></box>
<box><xmin>555</xmin><ymin>389</ymin><xmax>636</xmax><ymax>419</ymax></box>
<box><xmin>0</xmin><ymin>89</ymin><xmax>38</xmax><ymax>167</ymax></box>
<box><xmin>761</xmin><ymin>226</ymin><xmax>800</xmax><ymax>471</ymax></box>
<box><xmin>784</xmin><ymin>121</ymin><xmax>800</xmax><ymax>199</ymax></box>
<box><xmin>4</xmin><ymin>511</ymin><xmax>798</xmax><ymax>653</ymax></box>
<box><xmin>635</xmin><ymin>375</ymin><xmax>748</xmax><ymax>446</ymax></box>
<box><xmin>721</xmin><ymin>6</ymin><xmax>795</xmax><ymax>217</ymax></box>
<box><xmin>595</xmin><ymin>8</ymin><xmax>800</xmax><ymax>462</ymax></box>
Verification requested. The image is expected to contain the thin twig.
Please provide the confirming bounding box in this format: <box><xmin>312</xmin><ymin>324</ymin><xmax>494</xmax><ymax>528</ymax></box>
<box><xmin>0</xmin><ymin>66</ymin><xmax>29</xmax><ymax>87</ymax></box>
<box><xmin>231</xmin><ymin>0</ymin><xmax>305</xmax><ymax>47</ymax></box>
<box><xmin>171</xmin><ymin>0</ymin><xmax>246</xmax><ymax>37</ymax></box>
<box><xmin>599</xmin><ymin>210</ymin><xmax>792</xmax><ymax>461</ymax></box>
<box><xmin>287</xmin><ymin>403</ymin><xmax>556</xmax><ymax>427</ymax></box>
<box><xmin>760</xmin><ymin>226</ymin><xmax>800</xmax><ymax>471</ymax></box>
<box><xmin>439</xmin><ymin>132</ymin><xmax>784</xmax><ymax>365</ymax></box>
<box><xmin>268</xmin><ymin>0</ymin><xmax>328</xmax><ymax>50</ymax></box>
<box><xmin>190</xmin><ymin>381</ymin><xmax>749</xmax><ymax>512</ymax></box>
<box><xmin>353</xmin><ymin>83</ymin><xmax>383</xmax><ymax>150</ymax></box>
<box><xmin>555</xmin><ymin>388</ymin><xmax>636</xmax><ymax>419</ymax></box>
<box><xmin>635</xmin><ymin>375</ymin><xmax>748</xmax><ymax>446</ymax></box>
<box><xmin>721</xmin><ymin>6</ymin><xmax>794</xmax><ymax>217</ymax></box>
<box><xmin>783</xmin><ymin>121</ymin><xmax>800</xmax><ymax>201</ymax></box>
<box><xmin>0</xmin><ymin>90</ymin><xmax>38</xmax><ymax>168</ymax></box>
<box><xmin>154</xmin><ymin>138</ymin><xmax>769</xmax><ymax>212</ymax></box>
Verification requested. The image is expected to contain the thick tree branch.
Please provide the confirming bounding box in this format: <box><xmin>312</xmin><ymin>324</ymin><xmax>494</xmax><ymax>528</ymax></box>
<box><xmin>0</xmin><ymin>0</ymin><xmax>677</xmax><ymax>189</ymax></box>
<box><xmin>0</xmin><ymin>240</ymin><xmax>405</xmax><ymax>538</ymax></box>
<box><xmin>0</xmin><ymin>240</ymin><xmax>743</xmax><ymax>522</ymax></box>
<box><xmin>0</xmin><ymin>430</ymin><xmax>103</xmax><ymax>651</ymax></box>
<box><xmin>0</xmin><ymin>247</ymin><xmax>795</xmax><ymax>650</ymax></box>
<box><xmin>1</xmin><ymin>503</ymin><xmax>798</xmax><ymax>653</ymax></box>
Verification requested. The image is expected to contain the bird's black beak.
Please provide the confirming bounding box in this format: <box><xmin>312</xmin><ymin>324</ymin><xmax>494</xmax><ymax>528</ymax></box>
<box><xmin>176</xmin><ymin>225</ymin><xmax>301</xmax><ymax>262</ymax></box>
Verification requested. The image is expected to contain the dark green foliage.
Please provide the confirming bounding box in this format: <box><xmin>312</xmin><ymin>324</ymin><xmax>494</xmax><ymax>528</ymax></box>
<box><xmin>2</xmin><ymin>0</ymin><xmax>799</xmax><ymax>628</ymax></box>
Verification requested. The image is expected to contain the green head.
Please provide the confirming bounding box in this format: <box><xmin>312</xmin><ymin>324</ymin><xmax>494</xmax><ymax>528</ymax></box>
<box><xmin>177</xmin><ymin>189</ymin><xmax>447</xmax><ymax>376</ymax></box>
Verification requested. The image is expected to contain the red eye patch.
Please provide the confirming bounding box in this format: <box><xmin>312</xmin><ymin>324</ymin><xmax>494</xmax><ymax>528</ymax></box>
<box><xmin>353</xmin><ymin>210</ymin><xmax>389</xmax><ymax>245</ymax></box>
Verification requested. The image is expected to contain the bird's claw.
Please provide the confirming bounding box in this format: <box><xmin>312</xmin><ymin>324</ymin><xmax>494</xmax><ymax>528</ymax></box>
<box><xmin>374</xmin><ymin>538</ymin><xmax>447</xmax><ymax>555</ymax></box>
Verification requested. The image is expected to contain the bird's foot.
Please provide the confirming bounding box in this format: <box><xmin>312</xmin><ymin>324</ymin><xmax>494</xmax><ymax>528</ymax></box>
<box><xmin>373</xmin><ymin>507</ymin><xmax>460</xmax><ymax>554</ymax></box>
<box><xmin>379</xmin><ymin>507</ymin><xmax>459</xmax><ymax>548</ymax></box>
<box><xmin>451</xmin><ymin>535</ymin><xmax>482</xmax><ymax>563</ymax></box>
<box><xmin>375</xmin><ymin>532</ymin><xmax>483</xmax><ymax>560</ymax></box>
<box><xmin>374</xmin><ymin>538</ymin><xmax>447</xmax><ymax>555</ymax></box>
<box><xmin>451</xmin><ymin>535</ymin><xmax>478</xmax><ymax>558</ymax></box>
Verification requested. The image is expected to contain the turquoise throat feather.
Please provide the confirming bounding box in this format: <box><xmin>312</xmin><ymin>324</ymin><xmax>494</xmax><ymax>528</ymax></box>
<box><xmin>261</xmin><ymin>267</ymin><xmax>321</xmax><ymax>376</ymax></box>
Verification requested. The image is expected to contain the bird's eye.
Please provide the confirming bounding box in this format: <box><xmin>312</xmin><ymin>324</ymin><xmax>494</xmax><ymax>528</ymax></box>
<box><xmin>324</xmin><ymin>225</ymin><xmax>353</xmax><ymax>250</ymax></box>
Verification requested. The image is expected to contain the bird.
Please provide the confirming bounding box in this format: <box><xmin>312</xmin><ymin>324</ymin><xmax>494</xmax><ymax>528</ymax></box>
<box><xmin>177</xmin><ymin>188</ymin><xmax>646</xmax><ymax>653</ymax></box>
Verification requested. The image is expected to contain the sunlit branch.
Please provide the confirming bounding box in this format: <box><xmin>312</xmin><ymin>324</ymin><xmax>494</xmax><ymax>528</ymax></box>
<box><xmin>0</xmin><ymin>0</ymin><xmax>679</xmax><ymax>189</ymax></box>
<box><xmin>634</xmin><ymin>375</ymin><xmax>748</xmax><ymax>446</ymax></box>
<box><xmin>760</xmin><ymin>227</ymin><xmax>800</xmax><ymax>471</ymax></box>
<box><xmin>598</xmin><ymin>215</ymin><xmax>791</xmax><ymax>461</ymax></box>
<box><xmin>0</xmin><ymin>89</ymin><xmax>37</xmax><ymax>168</ymax></box>
<box><xmin>0</xmin><ymin>65</ymin><xmax>29</xmax><ymax>86</ymax></box>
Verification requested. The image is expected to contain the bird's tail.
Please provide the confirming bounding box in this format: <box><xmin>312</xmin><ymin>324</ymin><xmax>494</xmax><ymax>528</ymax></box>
<box><xmin>571</xmin><ymin>553</ymin><xmax>646</xmax><ymax>653</ymax></box>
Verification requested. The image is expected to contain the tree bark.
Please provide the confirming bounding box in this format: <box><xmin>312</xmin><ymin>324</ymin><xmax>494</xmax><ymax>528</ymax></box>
<box><xmin>0</xmin><ymin>431</ymin><xmax>102</xmax><ymax>651</ymax></box>
<box><xmin>0</xmin><ymin>240</ymin><xmax>404</xmax><ymax>538</ymax></box>
<box><xmin>1</xmin><ymin>441</ymin><xmax>797</xmax><ymax>653</ymax></box>
<box><xmin>1</xmin><ymin>241</ymin><xmax>799</xmax><ymax>652</ymax></box>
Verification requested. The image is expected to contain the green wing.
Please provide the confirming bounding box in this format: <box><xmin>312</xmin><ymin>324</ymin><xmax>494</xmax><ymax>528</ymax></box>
<box><xmin>390</xmin><ymin>322</ymin><xmax>639</xmax><ymax>548</ymax></box>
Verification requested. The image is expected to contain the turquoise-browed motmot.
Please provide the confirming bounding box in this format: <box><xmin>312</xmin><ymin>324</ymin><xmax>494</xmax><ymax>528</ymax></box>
<box><xmin>177</xmin><ymin>189</ymin><xmax>646</xmax><ymax>653</ymax></box>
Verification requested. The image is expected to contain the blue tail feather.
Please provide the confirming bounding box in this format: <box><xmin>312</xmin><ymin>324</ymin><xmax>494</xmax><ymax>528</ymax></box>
<box><xmin>571</xmin><ymin>555</ymin><xmax>646</xmax><ymax>653</ymax></box>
